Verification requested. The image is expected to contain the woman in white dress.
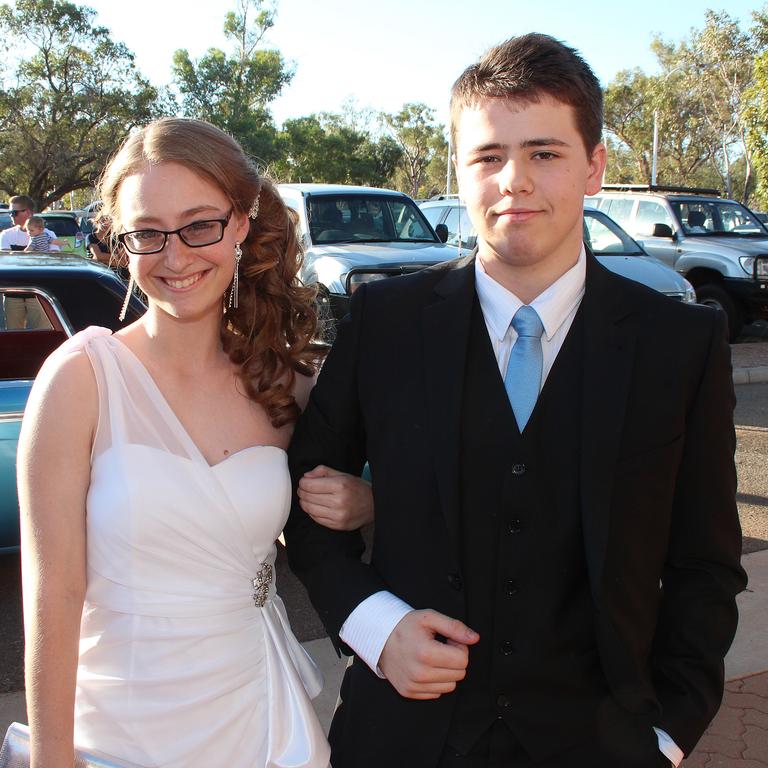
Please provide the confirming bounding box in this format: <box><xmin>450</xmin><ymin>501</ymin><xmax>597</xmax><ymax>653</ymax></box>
<box><xmin>18</xmin><ymin>118</ymin><xmax>372</xmax><ymax>768</ymax></box>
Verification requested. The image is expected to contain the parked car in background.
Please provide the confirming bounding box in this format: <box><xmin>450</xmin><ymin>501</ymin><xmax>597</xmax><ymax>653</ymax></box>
<box><xmin>418</xmin><ymin>197</ymin><xmax>697</xmax><ymax>304</ymax></box>
<box><xmin>0</xmin><ymin>252</ymin><xmax>146</xmax><ymax>552</ymax></box>
<box><xmin>278</xmin><ymin>184</ymin><xmax>455</xmax><ymax>322</ymax></box>
<box><xmin>40</xmin><ymin>211</ymin><xmax>88</xmax><ymax>257</ymax></box>
<box><xmin>587</xmin><ymin>185</ymin><xmax>768</xmax><ymax>339</ymax></box>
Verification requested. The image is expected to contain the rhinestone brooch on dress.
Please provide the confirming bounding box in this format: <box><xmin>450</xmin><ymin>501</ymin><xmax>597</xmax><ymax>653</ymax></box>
<box><xmin>252</xmin><ymin>562</ymin><xmax>273</xmax><ymax>607</ymax></box>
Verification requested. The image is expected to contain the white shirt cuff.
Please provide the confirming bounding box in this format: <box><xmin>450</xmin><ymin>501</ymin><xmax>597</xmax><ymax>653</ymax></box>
<box><xmin>339</xmin><ymin>591</ymin><xmax>413</xmax><ymax>677</ymax></box>
<box><xmin>654</xmin><ymin>726</ymin><xmax>684</xmax><ymax>766</ymax></box>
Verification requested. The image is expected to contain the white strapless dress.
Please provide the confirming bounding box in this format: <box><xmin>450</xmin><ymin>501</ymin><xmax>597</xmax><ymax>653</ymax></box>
<box><xmin>63</xmin><ymin>328</ymin><xmax>330</xmax><ymax>768</ymax></box>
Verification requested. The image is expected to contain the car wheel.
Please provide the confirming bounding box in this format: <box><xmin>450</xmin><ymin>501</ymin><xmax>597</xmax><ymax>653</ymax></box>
<box><xmin>696</xmin><ymin>283</ymin><xmax>744</xmax><ymax>342</ymax></box>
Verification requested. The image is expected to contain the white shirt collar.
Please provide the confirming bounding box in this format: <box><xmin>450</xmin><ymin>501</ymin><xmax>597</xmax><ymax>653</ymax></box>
<box><xmin>474</xmin><ymin>246</ymin><xmax>586</xmax><ymax>342</ymax></box>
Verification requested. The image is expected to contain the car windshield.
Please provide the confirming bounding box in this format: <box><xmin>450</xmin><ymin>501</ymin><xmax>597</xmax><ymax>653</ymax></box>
<box><xmin>583</xmin><ymin>210</ymin><xmax>645</xmax><ymax>256</ymax></box>
<box><xmin>670</xmin><ymin>200</ymin><xmax>767</xmax><ymax>236</ymax></box>
<box><xmin>307</xmin><ymin>194</ymin><xmax>436</xmax><ymax>245</ymax></box>
<box><xmin>42</xmin><ymin>217</ymin><xmax>80</xmax><ymax>237</ymax></box>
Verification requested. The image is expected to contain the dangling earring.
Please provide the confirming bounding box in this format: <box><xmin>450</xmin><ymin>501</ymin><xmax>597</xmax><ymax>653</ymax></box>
<box><xmin>229</xmin><ymin>242</ymin><xmax>242</xmax><ymax>309</ymax></box>
<box><xmin>118</xmin><ymin>275</ymin><xmax>135</xmax><ymax>322</ymax></box>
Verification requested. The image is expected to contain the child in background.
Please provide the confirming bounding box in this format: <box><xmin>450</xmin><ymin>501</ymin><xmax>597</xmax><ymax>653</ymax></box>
<box><xmin>24</xmin><ymin>216</ymin><xmax>66</xmax><ymax>252</ymax></box>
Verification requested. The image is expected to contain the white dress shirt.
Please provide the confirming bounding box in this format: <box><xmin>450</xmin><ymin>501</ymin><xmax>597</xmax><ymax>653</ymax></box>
<box><xmin>338</xmin><ymin>248</ymin><xmax>681</xmax><ymax>766</ymax></box>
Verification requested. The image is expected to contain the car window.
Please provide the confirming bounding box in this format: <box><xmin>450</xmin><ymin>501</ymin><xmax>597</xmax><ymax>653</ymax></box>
<box><xmin>672</xmin><ymin>201</ymin><xmax>765</xmax><ymax>235</ymax></box>
<box><xmin>443</xmin><ymin>206</ymin><xmax>476</xmax><ymax>248</ymax></box>
<box><xmin>420</xmin><ymin>206</ymin><xmax>445</xmax><ymax>228</ymax></box>
<box><xmin>43</xmin><ymin>217</ymin><xmax>79</xmax><ymax>237</ymax></box>
<box><xmin>307</xmin><ymin>195</ymin><xmax>435</xmax><ymax>244</ymax></box>
<box><xmin>636</xmin><ymin>201</ymin><xmax>674</xmax><ymax>236</ymax></box>
<box><xmin>0</xmin><ymin>290</ymin><xmax>70</xmax><ymax>379</ymax></box>
<box><xmin>1</xmin><ymin>291</ymin><xmax>54</xmax><ymax>331</ymax></box>
<box><xmin>602</xmin><ymin>198</ymin><xmax>634</xmax><ymax>227</ymax></box>
<box><xmin>583</xmin><ymin>211</ymin><xmax>644</xmax><ymax>255</ymax></box>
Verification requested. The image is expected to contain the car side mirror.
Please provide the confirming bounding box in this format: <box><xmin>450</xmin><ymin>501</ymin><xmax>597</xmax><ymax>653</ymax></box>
<box><xmin>652</xmin><ymin>223</ymin><xmax>674</xmax><ymax>238</ymax></box>
<box><xmin>435</xmin><ymin>223</ymin><xmax>448</xmax><ymax>243</ymax></box>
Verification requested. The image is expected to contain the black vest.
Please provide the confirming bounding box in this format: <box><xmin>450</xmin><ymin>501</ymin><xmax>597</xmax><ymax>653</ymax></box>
<box><xmin>447</xmin><ymin>299</ymin><xmax>609</xmax><ymax>762</ymax></box>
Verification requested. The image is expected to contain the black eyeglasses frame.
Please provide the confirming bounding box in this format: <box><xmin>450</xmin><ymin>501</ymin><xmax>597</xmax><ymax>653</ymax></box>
<box><xmin>116</xmin><ymin>209</ymin><xmax>234</xmax><ymax>255</ymax></box>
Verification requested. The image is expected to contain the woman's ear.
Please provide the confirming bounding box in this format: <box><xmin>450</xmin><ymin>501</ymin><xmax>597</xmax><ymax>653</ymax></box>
<box><xmin>234</xmin><ymin>211</ymin><xmax>251</xmax><ymax>242</ymax></box>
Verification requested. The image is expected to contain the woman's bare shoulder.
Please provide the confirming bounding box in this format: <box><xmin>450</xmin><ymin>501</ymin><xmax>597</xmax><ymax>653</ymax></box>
<box><xmin>24</xmin><ymin>334</ymin><xmax>100</xmax><ymax>440</ymax></box>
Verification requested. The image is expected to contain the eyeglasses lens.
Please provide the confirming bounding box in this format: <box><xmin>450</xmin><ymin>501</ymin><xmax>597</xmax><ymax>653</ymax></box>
<box><xmin>180</xmin><ymin>220</ymin><xmax>223</xmax><ymax>246</ymax></box>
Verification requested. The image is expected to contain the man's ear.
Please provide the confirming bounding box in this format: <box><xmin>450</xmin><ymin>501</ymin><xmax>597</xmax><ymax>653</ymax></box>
<box><xmin>585</xmin><ymin>142</ymin><xmax>607</xmax><ymax>196</ymax></box>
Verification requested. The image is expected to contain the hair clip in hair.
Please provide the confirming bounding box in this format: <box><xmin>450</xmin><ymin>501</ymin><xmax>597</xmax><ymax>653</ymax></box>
<box><xmin>249</xmin><ymin>193</ymin><xmax>260</xmax><ymax>220</ymax></box>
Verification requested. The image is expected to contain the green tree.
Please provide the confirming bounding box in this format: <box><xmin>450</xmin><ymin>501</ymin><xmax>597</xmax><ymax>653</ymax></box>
<box><xmin>604</xmin><ymin>58</ymin><xmax>714</xmax><ymax>187</ymax></box>
<box><xmin>274</xmin><ymin>112</ymin><xmax>401</xmax><ymax>186</ymax></box>
<box><xmin>678</xmin><ymin>10</ymin><xmax>758</xmax><ymax>201</ymax></box>
<box><xmin>383</xmin><ymin>103</ymin><xmax>446</xmax><ymax>199</ymax></box>
<box><xmin>744</xmin><ymin>7</ymin><xmax>768</xmax><ymax>208</ymax></box>
<box><xmin>0</xmin><ymin>0</ymin><xmax>163</xmax><ymax>210</ymax></box>
<box><xmin>172</xmin><ymin>0</ymin><xmax>292</xmax><ymax>165</ymax></box>
<box><xmin>603</xmin><ymin>68</ymin><xmax>656</xmax><ymax>182</ymax></box>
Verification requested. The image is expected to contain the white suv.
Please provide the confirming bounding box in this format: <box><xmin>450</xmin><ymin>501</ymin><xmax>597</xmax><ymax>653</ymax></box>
<box><xmin>587</xmin><ymin>186</ymin><xmax>768</xmax><ymax>339</ymax></box>
<box><xmin>279</xmin><ymin>184</ymin><xmax>457</xmax><ymax>327</ymax></box>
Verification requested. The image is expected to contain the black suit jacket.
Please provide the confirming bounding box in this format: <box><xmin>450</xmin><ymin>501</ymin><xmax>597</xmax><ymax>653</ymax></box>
<box><xmin>285</xmin><ymin>252</ymin><xmax>747</xmax><ymax>764</ymax></box>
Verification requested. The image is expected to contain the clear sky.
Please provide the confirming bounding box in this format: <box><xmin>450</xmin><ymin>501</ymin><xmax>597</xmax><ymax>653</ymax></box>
<box><xmin>85</xmin><ymin>0</ymin><xmax>762</xmax><ymax>128</ymax></box>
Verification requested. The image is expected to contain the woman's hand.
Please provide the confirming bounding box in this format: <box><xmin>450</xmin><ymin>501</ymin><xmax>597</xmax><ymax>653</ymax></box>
<box><xmin>298</xmin><ymin>465</ymin><xmax>373</xmax><ymax>530</ymax></box>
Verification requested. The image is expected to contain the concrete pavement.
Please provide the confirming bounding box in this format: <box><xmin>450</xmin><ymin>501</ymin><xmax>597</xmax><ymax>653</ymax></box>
<box><xmin>731</xmin><ymin>342</ymin><xmax>768</xmax><ymax>385</ymax></box>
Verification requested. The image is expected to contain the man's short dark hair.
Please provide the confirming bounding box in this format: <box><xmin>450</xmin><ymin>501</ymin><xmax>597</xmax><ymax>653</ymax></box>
<box><xmin>9</xmin><ymin>194</ymin><xmax>35</xmax><ymax>212</ymax></box>
<box><xmin>450</xmin><ymin>33</ymin><xmax>603</xmax><ymax>153</ymax></box>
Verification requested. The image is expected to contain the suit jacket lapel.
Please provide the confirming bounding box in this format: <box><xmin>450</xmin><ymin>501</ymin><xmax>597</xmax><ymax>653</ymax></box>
<box><xmin>422</xmin><ymin>254</ymin><xmax>476</xmax><ymax>567</ymax></box>
<box><xmin>580</xmin><ymin>253</ymin><xmax>639</xmax><ymax>605</ymax></box>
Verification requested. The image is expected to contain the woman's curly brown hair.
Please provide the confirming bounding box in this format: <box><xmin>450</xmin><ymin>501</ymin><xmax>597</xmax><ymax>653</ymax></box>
<box><xmin>97</xmin><ymin>117</ymin><xmax>321</xmax><ymax>427</ymax></box>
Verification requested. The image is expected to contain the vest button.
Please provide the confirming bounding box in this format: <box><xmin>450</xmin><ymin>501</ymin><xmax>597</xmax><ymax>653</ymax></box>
<box><xmin>447</xmin><ymin>573</ymin><xmax>463</xmax><ymax>591</ymax></box>
<box><xmin>500</xmin><ymin>640</ymin><xmax>515</xmax><ymax>656</ymax></box>
<box><xmin>497</xmin><ymin>694</ymin><xmax>512</xmax><ymax>708</ymax></box>
<box><xmin>507</xmin><ymin>519</ymin><xmax>523</xmax><ymax>534</ymax></box>
<box><xmin>511</xmin><ymin>463</ymin><xmax>526</xmax><ymax>476</ymax></box>
<box><xmin>505</xmin><ymin>580</ymin><xmax>519</xmax><ymax>596</ymax></box>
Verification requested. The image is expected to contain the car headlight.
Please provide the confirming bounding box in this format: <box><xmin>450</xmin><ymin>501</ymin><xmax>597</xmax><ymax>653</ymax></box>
<box><xmin>740</xmin><ymin>255</ymin><xmax>768</xmax><ymax>278</ymax></box>
<box><xmin>682</xmin><ymin>278</ymin><xmax>697</xmax><ymax>304</ymax></box>
<box><xmin>346</xmin><ymin>272</ymin><xmax>390</xmax><ymax>294</ymax></box>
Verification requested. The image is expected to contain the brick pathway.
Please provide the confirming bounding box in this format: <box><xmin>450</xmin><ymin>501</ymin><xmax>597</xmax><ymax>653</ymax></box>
<box><xmin>683</xmin><ymin>671</ymin><xmax>768</xmax><ymax>766</ymax></box>
<box><xmin>731</xmin><ymin>342</ymin><xmax>768</xmax><ymax>372</ymax></box>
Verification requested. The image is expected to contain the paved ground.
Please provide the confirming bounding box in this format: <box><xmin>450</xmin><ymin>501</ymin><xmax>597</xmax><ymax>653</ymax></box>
<box><xmin>684</xmin><ymin>672</ymin><xmax>768</xmax><ymax>767</ymax></box>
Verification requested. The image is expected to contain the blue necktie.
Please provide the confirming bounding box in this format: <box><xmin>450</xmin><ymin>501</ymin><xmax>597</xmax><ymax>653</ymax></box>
<box><xmin>504</xmin><ymin>306</ymin><xmax>544</xmax><ymax>431</ymax></box>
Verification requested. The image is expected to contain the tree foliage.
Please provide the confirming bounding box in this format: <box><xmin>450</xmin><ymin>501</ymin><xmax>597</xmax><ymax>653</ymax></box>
<box><xmin>603</xmin><ymin>10</ymin><xmax>762</xmax><ymax>202</ymax></box>
<box><xmin>172</xmin><ymin>0</ymin><xmax>291</xmax><ymax>166</ymax></box>
<box><xmin>383</xmin><ymin>103</ymin><xmax>447</xmax><ymax>199</ymax></box>
<box><xmin>273</xmin><ymin>112</ymin><xmax>402</xmax><ymax>186</ymax></box>
<box><xmin>0</xmin><ymin>0</ymin><xmax>163</xmax><ymax>210</ymax></box>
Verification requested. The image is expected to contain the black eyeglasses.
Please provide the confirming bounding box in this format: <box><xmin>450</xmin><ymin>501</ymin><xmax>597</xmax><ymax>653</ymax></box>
<box><xmin>9</xmin><ymin>208</ymin><xmax>28</xmax><ymax>217</ymax></box>
<box><xmin>117</xmin><ymin>209</ymin><xmax>234</xmax><ymax>255</ymax></box>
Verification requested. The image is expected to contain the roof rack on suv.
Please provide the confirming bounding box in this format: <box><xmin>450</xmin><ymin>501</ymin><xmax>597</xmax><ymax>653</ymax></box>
<box><xmin>601</xmin><ymin>184</ymin><xmax>722</xmax><ymax>196</ymax></box>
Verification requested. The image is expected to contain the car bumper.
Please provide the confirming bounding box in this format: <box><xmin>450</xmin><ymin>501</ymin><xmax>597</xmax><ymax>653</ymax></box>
<box><xmin>724</xmin><ymin>277</ymin><xmax>768</xmax><ymax>318</ymax></box>
<box><xmin>328</xmin><ymin>292</ymin><xmax>351</xmax><ymax>320</ymax></box>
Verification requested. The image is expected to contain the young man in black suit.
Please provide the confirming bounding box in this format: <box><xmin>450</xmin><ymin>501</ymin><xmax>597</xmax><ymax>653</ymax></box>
<box><xmin>286</xmin><ymin>33</ymin><xmax>746</xmax><ymax>767</ymax></box>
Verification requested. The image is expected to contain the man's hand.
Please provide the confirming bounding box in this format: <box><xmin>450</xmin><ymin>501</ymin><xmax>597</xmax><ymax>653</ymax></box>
<box><xmin>298</xmin><ymin>465</ymin><xmax>374</xmax><ymax>530</ymax></box>
<box><xmin>378</xmin><ymin>610</ymin><xmax>479</xmax><ymax>699</ymax></box>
